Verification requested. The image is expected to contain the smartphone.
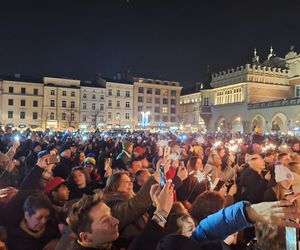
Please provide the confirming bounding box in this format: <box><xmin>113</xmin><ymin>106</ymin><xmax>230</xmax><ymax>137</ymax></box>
<box><xmin>47</xmin><ymin>155</ymin><xmax>60</xmax><ymax>165</ymax></box>
<box><xmin>286</xmin><ymin>227</ymin><xmax>298</xmax><ymax>250</ymax></box>
<box><xmin>159</xmin><ymin>165</ymin><xmax>166</xmax><ymax>187</ymax></box>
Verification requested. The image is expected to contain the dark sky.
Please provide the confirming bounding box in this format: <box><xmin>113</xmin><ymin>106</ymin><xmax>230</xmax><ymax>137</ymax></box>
<box><xmin>0</xmin><ymin>0</ymin><xmax>300</xmax><ymax>87</ymax></box>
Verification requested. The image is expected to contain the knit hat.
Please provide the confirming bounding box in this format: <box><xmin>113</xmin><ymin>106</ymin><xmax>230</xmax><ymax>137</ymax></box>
<box><xmin>84</xmin><ymin>157</ymin><xmax>96</xmax><ymax>166</ymax></box>
<box><xmin>31</xmin><ymin>141</ymin><xmax>41</xmax><ymax>150</ymax></box>
<box><xmin>134</xmin><ymin>146</ymin><xmax>144</xmax><ymax>155</ymax></box>
<box><xmin>59</xmin><ymin>143</ymin><xmax>71</xmax><ymax>154</ymax></box>
<box><xmin>86</xmin><ymin>153</ymin><xmax>95</xmax><ymax>158</ymax></box>
<box><xmin>122</xmin><ymin>141</ymin><xmax>133</xmax><ymax>151</ymax></box>
<box><xmin>275</xmin><ymin>164</ymin><xmax>294</xmax><ymax>183</ymax></box>
<box><xmin>38</xmin><ymin>150</ymin><xmax>50</xmax><ymax>159</ymax></box>
<box><xmin>44</xmin><ymin>177</ymin><xmax>66</xmax><ymax>194</ymax></box>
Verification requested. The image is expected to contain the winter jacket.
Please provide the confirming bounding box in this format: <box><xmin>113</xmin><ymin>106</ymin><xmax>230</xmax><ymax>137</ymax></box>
<box><xmin>53</xmin><ymin>156</ymin><xmax>74</xmax><ymax>179</ymax></box>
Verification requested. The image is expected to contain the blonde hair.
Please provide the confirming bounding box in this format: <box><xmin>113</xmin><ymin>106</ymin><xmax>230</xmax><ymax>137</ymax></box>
<box><xmin>287</xmin><ymin>161</ymin><xmax>300</xmax><ymax>175</ymax></box>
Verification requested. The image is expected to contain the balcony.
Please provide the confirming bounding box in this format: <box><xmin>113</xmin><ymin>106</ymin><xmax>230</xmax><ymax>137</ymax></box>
<box><xmin>247</xmin><ymin>97</ymin><xmax>300</xmax><ymax>110</ymax></box>
<box><xmin>201</xmin><ymin>106</ymin><xmax>212</xmax><ymax>113</ymax></box>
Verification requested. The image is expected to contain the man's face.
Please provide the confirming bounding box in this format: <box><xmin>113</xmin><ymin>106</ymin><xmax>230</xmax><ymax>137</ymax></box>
<box><xmin>53</xmin><ymin>184</ymin><xmax>70</xmax><ymax>202</ymax></box>
<box><xmin>71</xmin><ymin>146</ymin><xmax>77</xmax><ymax>154</ymax></box>
<box><xmin>264</xmin><ymin>155</ymin><xmax>275</xmax><ymax>166</ymax></box>
<box><xmin>249</xmin><ymin>154</ymin><xmax>265</xmax><ymax>170</ymax></box>
<box><xmin>34</xmin><ymin>145</ymin><xmax>42</xmax><ymax>153</ymax></box>
<box><xmin>129</xmin><ymin>161</ymin><xmax>142</xmax><ymax>175</ymax></box>
<box><xmin>24</xmin><ymin>208</ymin><xmax>50</xmax><ymax>232</ymax></box>
<box><xmin>83</xmin><ymin>203</ymin><xmax>119</xmax><ymax>247</ymax></box>
<box><xmin>137</xmin><ymin>171</ymin><xmax>151</xmax><ymax>187</ymax></box>
<box><xmin>292</xmin><ymin>143</ymin><xmax>300</xmax><ymax>152</ymax></box>
<box><xmin>61</xmin><ymin>149</ymin><xmax>71</xmax><ymax>159</ymax></box>
<box><xmin>127</xmin><ymin>144</ymin><xmax>133</xmax><ymax>154</ymax></box>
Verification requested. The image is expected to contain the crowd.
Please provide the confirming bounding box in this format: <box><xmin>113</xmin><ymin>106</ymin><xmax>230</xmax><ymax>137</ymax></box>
<box><xmin>0</xmin><ymin>125</ymin><xmax>300</xmax><ymax>250</ymax></box>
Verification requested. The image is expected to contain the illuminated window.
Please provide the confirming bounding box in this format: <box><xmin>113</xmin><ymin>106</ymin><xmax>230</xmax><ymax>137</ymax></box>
<box><xmin>162</xmin><ymin>107</ymin><xmax>168</xmax><ymax>113</ymax></box>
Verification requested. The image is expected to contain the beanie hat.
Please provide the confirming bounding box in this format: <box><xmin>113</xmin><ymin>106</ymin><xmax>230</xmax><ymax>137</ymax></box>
<box><xmin>134</xmin><ymin>146</ymin><xmax>144</xmax><ymax>155</ymax></box>
<box><xmin>84</xmin><ymin>157</ymin><xmax>96</xmax><ymax>166</ymax></box>
<box><xmin>59</xmin><ymin>143</ymin><xmax>71</xmax><ymax>154</ymax></box>
<box><xmin>44</xmin><ymin>177</ymin><xmax>66</xmax><ymax>194</ymax></box>
<box><xmin>38</xmin><ymin>150</ymin><xmax>50</xmax><ymax>159</ymax></box>
<box><xmin>31</xmin><ymin>141</ymin><xmax>41</xmax><ymax>150</ymax></box>
<box><xmin>86</xmin><ymin>153</ymin><xmax>95</xmax><ymax>158</ymax></box>
<box><xmin>275</xmin><ymin>164</ymin><xmax>294</xmax><ymax>183</ymax></box>
<box><xmin>122</xmin><ymin>141</ymin><xmax>133</xmax><ymax>151</ymax></box>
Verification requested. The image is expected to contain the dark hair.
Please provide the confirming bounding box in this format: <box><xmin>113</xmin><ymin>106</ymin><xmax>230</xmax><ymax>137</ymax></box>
<box><xmin>188</xmin><ymin>156</ymin><xmax>200</xmax><ymax>171</ymax></box>
<box><xmin>189</xmin><ymin>191</ymin><xmax>225</xmax><ymax>224</ymax></box>
<box><xmin>164</xmin><ymin>212</ymin><xmax>195</xmax><ymax>235</ymax></box>
<box><xmin>68</xmin><ymin>193</ymin><xmax>103</xmax><ymax>238</ymax></box>
<box><xmin>23</xmin><ymin>194</ymin><xmax>53</xmax><ymax>216</ymax></box>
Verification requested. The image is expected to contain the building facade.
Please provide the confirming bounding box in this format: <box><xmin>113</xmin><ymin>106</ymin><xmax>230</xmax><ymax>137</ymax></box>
<box><xmin>42</xmin><ymin>77</ymin><xmax>80</xmax><ymax>129</ymax></box>
<box><xmin>105</xmin><ymin>80</ymin><xmax>134</xmax><ymax>129</ymax></box>
<box><xmin>201</xmin><ymin>47</ymin><xmax>300</xmax><ymax>134</ymax></box>
<box><xmin>133</xmin><ymin>77</ymin><xmax>182</xmax><ymax>130</ymax></box>
<box><xmin>179</xmin><ymin>91</ymin><xmax>205</xmax><ymax>131</ymax></box>
<box><xmin>80</xmin><ymin>82</ymin><xmax>106</xmax><ymax>130</ymax></box>
<box><xmin>0</xmin><ymin>76</ymin><xmax>44</xmax><ymax>129</ymax></box>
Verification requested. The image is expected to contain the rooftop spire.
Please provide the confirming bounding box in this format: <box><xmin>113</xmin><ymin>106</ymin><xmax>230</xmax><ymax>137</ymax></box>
<box><xmin>268</xmin><ymin>46</ymin><xmax>275</xmax><ymax>60</ymax></box>
<box><xmin>252</xmin><ymin>48</ymin><xmax>260</xmax><ymax>64</ymax></box>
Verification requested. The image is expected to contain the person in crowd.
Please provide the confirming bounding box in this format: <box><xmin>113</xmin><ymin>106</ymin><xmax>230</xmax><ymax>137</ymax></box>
<box><xmin>291</xmin><ymin>140</ymin><xmax>300</xmax><ymax>155</ymax></box>
<box><xmin>278</xmin><ymin>152</ymin><xmax>292</xmax><ymax>167</ymax></box>
<box><xmin>164</xmin><ymin>212</ymin><xmax>196</xmax><ymax>237</ymax></box>
<box><xmin>53</xmin><ymin>144</ymin><xmax>73</xmax><ymax>179</ymax></box>
<box><xmin>133</xmin><ymin>169</ymin><xmax>151</xmax><ymax>192</ymax></box>
<box><xmin>263</xmin><ymin>163</ymin><xmax>294</xmax><ymax>201</ymax></box>
<box><xmin>68</xmin><ymin>166</ymin><xmax>97</xmax><ymax>199</ymax></box>
<box><xmin>115</xmin><ymin>141</ymin><xmax>134</xmax><ymax>170</ymax></box>
<box><xmin>84</xmin><ymin>157</ymin><xmax>101</xmax><ymax>183</ymax></box>
<box><xmin>127</xmin><ymin>158</ymin><xmax>143</xmax><ymax>177</ymax></box>
<box><xmin>25</xmin><ymin>141</ymin><xmax>41</xmax><ymax>173</ymax></box>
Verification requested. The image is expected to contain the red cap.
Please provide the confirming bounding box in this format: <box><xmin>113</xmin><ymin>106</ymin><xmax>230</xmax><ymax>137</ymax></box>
<box><xmin>45</xmin><ymin>177</ymin><xmax>66</xmax><ymax>194</ymax></box>
<box><xmin>134</xmin><ymin>146</ymin><xmax>144</xmax><ymax>155</ymax></box>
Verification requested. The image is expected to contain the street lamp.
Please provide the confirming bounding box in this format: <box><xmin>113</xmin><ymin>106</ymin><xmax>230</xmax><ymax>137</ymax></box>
<box><xmin>141</xmin><ymin>111</ymin><xmax>150</xmax><ymax>130</ymax></box>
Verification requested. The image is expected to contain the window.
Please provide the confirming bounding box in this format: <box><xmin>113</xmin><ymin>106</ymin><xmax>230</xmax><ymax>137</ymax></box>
<box><xmin>125</xmin><ymin>91</ymin><xmax>130</xmax><ymax>97</ymax></box>
<box><xmin>147</xmin><ymin>88</ymin><xmax>152</xmax><ymax>94</ymax></box>
<box><xmin>33</xmin><ymin>112</ymin><xmax>38</xmax><ymax>120</ymax></box>
<box><xmin>21</xmin><ymin>88</ymin><xmax>26</xmax><ymax>94</ymax></box>
<box><xmin>33</xmin><ymin>89</ymin><xmax>38</xmax><ymax>95</ymax></box>
<box><xmin>125</xmin><ymin>113</ymin><xmax>130</xmax><ymax>120</ymax></box>
<box><xmin>138</xmin><ymin>96</ymin><xmax>143</xmax><ymax>103</ymax></box>
<box><xmin>92</xmin><ymin>117</ymin><xmax>96</xmax><ymax>122</ymax></box>
<box><xmin>171</xmin><ymin>99</ymin><xmax>176</xmax><ymax>105</ymax></box>
<box><xmin>100</xmin><ymin>104</ymin><xmax>104</xmax><ymax>111</ymax></box>
<box><xmin>117</xmin><ymin>90</ymin><xmax>120</xmax><ymax>96</ymax></box>
<box><xmin>108</xmin><ymin>89</ymin><xmax>112</xmax><ymax>96</ymax></box>
<box><xmin>146</xmin><ymin>97</ymin><xmax>152</xmax><ymax>103</ymax></box>
<box><xmin>155</xmin><ymin>107</ymin><xmax>160</xmax><ymax>113</ymax></box>
<box><xmin>83</xmin><ymin>93</ymin><xmax>87</xmax><ymax>98</ymax></box>
<box><xmin>9</xmin><ymin>87</ymin><xmax>14</xmax><ymax>93</ymax></box>
<box><xmin>71</xmin><ymin>101</ymin><xmax>75</xmax><ymax>108</ymax></box>
<box><xmin>155</xmin><ymin>98</ymin><xmax>160</xmax><ymax>104</ymax></box>
<box><xmin>8</xmin><ymin>99</ymin><xmax>13</xmax><ymax>106</ymax></box>
<box><xmin>71</xmin><ymin>113</ymin><xmax>74</xmax><ymax>121</ymax></box>
<box><xmin>171</xmin><ymin>90</ymin><xmax>176</xmax><ymax>96</ymax></box>
<box><xmin>162</xmin><ymin>107</ymin><xmax>168</xmax><ymax>113</ymax></box>
<box><xmin>92</xmin><ymin>103</ymin><xmax>96</xmax><ymax>110</ymax></box>
<box><xmin>108</xmin><ymin>112</ymin><xmax>112</xmax><ymax>120</ymax></box>
<box><xmin>62</xmin><ymin>91</ymin><xmax>66</xmax><ymax>96</ymax></box>
<box><xmin>163</xmin><ymin>116</ymin><xmax>168</xmax><ymax>122</ymax></box>
<box><xmin>204</xmin><ymin>97</ymin><xmax>209</xmax><ymax>106</ymax></box>
<box><xmin>138</xmin><ymin>106</ymin><xmax>143</xmax><ymax>111</ymax></box>
<box><xmin>296</xmin><ymin>85</ymin><xmax>300</xmax><ymax>97</ymax></box>
<box><xmin>62</xmin><ymin>101</ymin><xmax>66</xmax><ymax>108</ymax></box>
<box><xmin>50</xmin><ymin>100</ymin><xmax>55</xmax><ymax>107</ymax></box>
<box><xmin>8</xmin><ymin>111</ymin><xmax>13</xmax><ymax>118</ymax></box>
<box><xmin>138</xmin><ymin>87</ymin><xmax>144</xmax><ymax>93</ymax></box>
<box><xmin>71</xmin><ymin>91</ymin><xmax>75</xmax><ymax>97</ymax></box>
<box><xmin>20</xmin><ymin>112</ymin><xmax>25</xmax><ymax>119</ymax></box>
<box><xmin>116</xmin><ymin>113</ymin><xmax>120</xmax><ymax>119</ymax></box>
<box><xmin>62</xmin><ymin>113</ymin><xmax>66</xmax><ymax>120</ymax></box>
<box><xmin>155</xmin><ymin>115</ymin><xmax>160</xmax><ymax>122</ymax></box>
<box><xmin>50</xmin><ymin>112</ymin><xmax>55</xmax><ymax>120</ymax></box>
<box><xmin>171</xmin><ymin>108</ymin><xmax>176</xmax><ymax>114</ymax></box>
<box><xmin>163</xmin><ymin>98</ymin><xmax>168</xmax><ymax>105</ymax></box>
<box><xmin>125</xmin><ymin>101</ymin><xmax>130</xmax><ymax>108</ymax></box>
<box><xmin>171</xmin><ymin>117</ymin><xmax>176</xmax><ymax>122</ymax></box>
<box><xmin>20</xmin><ymin>100</ymin><xmax>26</xmax><ymax>106</ymax></box>
<box><xmin>155</xmin><ymin>89</ymin><xmax>160</xmax><ymax>95</ymax></box>
<box><xmin>100</xmin><ymin>95</ymin><xmax>104</xmax><ymax>100</ymax></box>
<box><xmin>92</xmin><ymin>94</ymin><xmax>96</xmax><ymax>99</ymax></box>
<box><xmin>108</xmin><ymin>100</ymin><xmax>112</xmax><ymax>107</ymax></box>
<box><xmin>162</xmin><ymin>90</ymin><xmax>168</xmax><ymax>96</ymax></box>
<box><xmin>50</xmin><ymin>90</ymin><xmax>55</xmax><ymax>95</ymax></box>
<box><xmin>116</xmin><ymin>101</ymin><xmax>120</xmax><ymax>108</ymax></box>
<box><xmin>82</xmin><ymin>102</ymin><xmax>86</xmax><ymax>110</ymax></box>
<box><xmin>82</xmin><ymin>115</ymin><xmax>86</xmax><ymax>121</ymax></box>
<box><xmin>33</xmin><ymin>100</ymin><xmax>38</xmax><ymax>107</ymax></box>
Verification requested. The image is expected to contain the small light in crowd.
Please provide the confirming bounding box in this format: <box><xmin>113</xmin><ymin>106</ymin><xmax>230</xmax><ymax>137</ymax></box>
<box><xmin>14</xmin><ymin>135</ymin><xmax>19</xmax><ymax>141</ymax></box>
<box><xmin>82</xmin><ymin>136</ymin><xmax>87</xmax><ymax>140</ymax></box>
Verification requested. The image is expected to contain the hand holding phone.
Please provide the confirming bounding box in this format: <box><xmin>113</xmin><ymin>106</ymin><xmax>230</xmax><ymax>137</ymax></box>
<box><xmin>159</xmin><ymin>165</ymin><xmax>166</xmax><ymax>187</ymax></box>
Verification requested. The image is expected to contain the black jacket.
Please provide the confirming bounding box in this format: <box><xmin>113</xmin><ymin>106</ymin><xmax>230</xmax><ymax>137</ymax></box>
<box><xmin>53</xmin><ymin>156</ymin><xmax>74</xmax><ymax>179</ymax></box>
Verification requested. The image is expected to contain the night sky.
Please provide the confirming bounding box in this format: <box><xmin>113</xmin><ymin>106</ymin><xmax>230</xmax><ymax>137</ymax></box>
<box><xmin>0</xmin><ymin>0</ymin><xmax>300</xmax><ymax>87</ymax></box>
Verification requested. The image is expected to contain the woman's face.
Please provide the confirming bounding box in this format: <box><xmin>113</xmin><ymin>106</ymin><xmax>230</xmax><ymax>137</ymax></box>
<box><xmin>180</xmin><ymin>217</ymin><xmax>195</xmax><ymax>237</ymax></box>
<box><xmin>195</xmin><ymin>158</ymin><xmax>203</xmax><ymax>171</ymax></box>
<box><xmin>214</xmin><ymin>155</ymin><xmax>222</xmax><ymax>167</ymax></box>
<box><xmin>79</xmin><ymin>153</ymin><xmax>85</xmax><ymax>163</ymax></box>
<box><xmin>117</xmin><ymin>174</ymin><xmax>134</xmax><ymax>195</ymax></box>
<box><xmin>73</xmin><ymin>170</ymin><xmax>86</xmax><ymax>188</ymax></box>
